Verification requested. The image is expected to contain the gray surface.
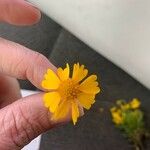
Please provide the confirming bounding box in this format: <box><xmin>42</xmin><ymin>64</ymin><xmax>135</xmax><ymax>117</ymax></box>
<box><xmin>40</xmin><ymin>30</ymin><xmax>150</xmax><ymax>150</ymax></box>
<box><xmin>0</xmin><ymin>15</ymin><xmax>149</xmax><ymax>150</ymax></box>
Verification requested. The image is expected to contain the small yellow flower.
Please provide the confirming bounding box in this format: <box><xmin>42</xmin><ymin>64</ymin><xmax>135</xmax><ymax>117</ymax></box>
<box><xmin>41</xmin><ymin>63</ymin><xmax>100</xmax><ymax>125</ymax></box>
<box><xmin>121</xmin><ymin>104</ymin><xmax>130</xmax><ymax>110</ymax></box>
<box><xmin>130</xmin><ymin>98</ymin><xmax>140</xmax><ymax>109</ymax></box>
<box><xmin>110</xmin><ymin>107</ymin><xmax>123</xmax><ymax>125</ymax></box>
<box><xmin>112</xmin><ymin>111</ymin><xmax>123</xmax><ymax>125</ymax></box>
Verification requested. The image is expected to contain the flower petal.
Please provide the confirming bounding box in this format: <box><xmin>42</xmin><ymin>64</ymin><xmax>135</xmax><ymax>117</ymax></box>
<box><xmin>78</xmin><ymin>93</ymin><xmax>95</xmax><ymax>109</ymax></box>
<box><xmin>52</xmin><ymin>100</ymin><xmax>71</xmax><ymax>120</ymax></box>
<box><xmin>43</xmin><ymin>92</ymin><xmax>61</xmax><ymax>113</ymax></box>
<box><xmin>72</xmin><ymin>101</ymin><xmax>79</xmax><ymax>125</ymax></box>
<box><xmin>57</xmin><ymin>63</ymin><xmax>70</xmax><ymax>81</ymax></box>
<box><xmin>130</xmin><ymin>98</ymin><xmax>141</xmax><ymax>109</ymax></box>
<box><xmin>42</xmin><ymin>69</ymin><xmax>60</xmax><ymax>90</ymax></box>
<box><xmin>72</xmin><ymin>63</ymin><xmax>88</xmax><ymax>83</ymax></box>
<box><xmin>79</xmin><ymin>75</ymin><xmax>100</xmax><ymax>94</ymax></box>
<box><xmin>112</xmin><ymin>111</ymin><xmax>123</xmax><ymax>125</ymax></box>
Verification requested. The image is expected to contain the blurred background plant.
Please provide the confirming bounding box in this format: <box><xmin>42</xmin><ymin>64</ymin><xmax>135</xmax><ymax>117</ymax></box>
<box><xmin>110</xmin><ymin>98</ymin><xmax>150</xmax><ymax>150</ymax></box>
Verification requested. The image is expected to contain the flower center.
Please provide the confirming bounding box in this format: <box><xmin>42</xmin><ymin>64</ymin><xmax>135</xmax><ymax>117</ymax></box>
<box><xmin>58</xmin><ymin>79</ymin><xmax>80</xmax><ymax>100</ymax></box>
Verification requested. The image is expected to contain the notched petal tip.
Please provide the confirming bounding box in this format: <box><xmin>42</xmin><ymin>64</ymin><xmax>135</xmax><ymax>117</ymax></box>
<box><xmin>92</xmin><ymin>75</ymin><xmax>97</xmax><ymax>80</ymax></box>
<box><xmin>79</xmin><ymin>74</ymin><xmax>100</xmax><ymax>94</ymax></box>
<box><xmin>57</xmin><ymin>63</ymin><xmax>70</xmax><ymax>81</ymax></box>
<box><xmin>41</xmin><ymin>68</ymin><xmax>60</xmax><ymax>90</ymax></box>
<box><xmin>72</xmin><ymin>63</ymin><xmax>88</xmax><ymax>82</ymax></box>
<box><xmin>83</xmin><ymin>69</ymin><xmax>88</xmax><ymax>77</ymax></box>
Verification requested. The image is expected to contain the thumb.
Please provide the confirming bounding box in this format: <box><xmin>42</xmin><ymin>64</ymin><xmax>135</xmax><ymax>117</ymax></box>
<box><xmin>0</xmin><ymin>93</ymin><xmax>68</xmax><ymax>150</ymax></box>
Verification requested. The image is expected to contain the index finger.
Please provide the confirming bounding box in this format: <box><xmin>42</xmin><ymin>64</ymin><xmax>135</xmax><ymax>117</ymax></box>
<box><xmin>0</xmin><ymin>0</ymin><xmax>41</xmax><ymax>25</ymax></box>
<box><xmin>0</xmin><ymin>38</ymin><xmax>56</xmax><ymax>90</ymax></box>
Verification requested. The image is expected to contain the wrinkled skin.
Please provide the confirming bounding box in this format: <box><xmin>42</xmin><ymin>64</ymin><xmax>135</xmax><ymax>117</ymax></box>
<box><xmin>0</xmin><ymin>0</ymin><xmax>71</xmax><ymax>149</ymax></box>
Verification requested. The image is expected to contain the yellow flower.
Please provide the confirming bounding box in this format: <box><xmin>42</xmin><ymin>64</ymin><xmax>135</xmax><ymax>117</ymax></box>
<box><xmin>110</xmin><ymin>107</ymin><xmax>123</xmax><ymax>125</ymax></box>
<box><xmin>121</xmin><ymin>104</ymin><xmax>130</xmax><ymax>110</ymax></box>
<box><xmin>111</xmin><ymin>110</ymin><xmax>123</xmax><ymax>125</ymax></box>
<box><xmin>130</xmin><ymin>98</ymin><xmax>140</xmax><ymax>109</ymax></box>
<box><xmin>41</xmin><ymin>63</ymin><xmax>100</xmax><ymax>125</ymax></box>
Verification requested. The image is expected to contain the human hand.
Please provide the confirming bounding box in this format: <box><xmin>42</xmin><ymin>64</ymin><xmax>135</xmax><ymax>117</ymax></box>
<box><xmin>0</xmin><ymin>0</ymin><xmax>69</xmax><ymax>149</ymax></box>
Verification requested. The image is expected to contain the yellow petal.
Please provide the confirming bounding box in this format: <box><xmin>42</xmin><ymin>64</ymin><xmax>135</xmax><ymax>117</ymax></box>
<box><xmin>72</xmin><ymin>101</ymin><xmax>79</xmax><ymax>125</ymax></box>
<box><xmin>112</xmin><ymin>112</ymin><xmax>123</xmax><ymax>125</ymax></box>
<box><xmin>130</xmin><ymin>98</ymin><xmax>141</xmax><ymax>109</ymax></box>
<box><xmin>121</xmin><ymin>104</ymin><xmax>130</xmax><ymax>110</ymax></box>
<box><xmin>41</xmin><ymin>69</ymin><xmax>60</xmax><ymax>90</ymax></box>
<box><xmin>52</xmin><ymin>100</ymin><xmax>71</xmax><ymax>120</ymax></box>
<box><xmin>43</xmin><ymin>92</ymin><xmax>61</xmax><ymax>113</ymax></box>
<box><xmin>57</xmin><ymin>63</ymin><xmax>70</xmax><ymax>81</ymax></box>
<box><xmin>72</xmin><ymin>63</ymin><xmax>88</xmax><ymax>83</ymax></box>
<box><xmin>78</xmin><ymin>93</ymin><xmax>95</xmax><ymax>110</ymax></box>
<box><xmin>79</xmin><ymin>75</ymin><xmax>100</xmax><ymax>94</ymax></box>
